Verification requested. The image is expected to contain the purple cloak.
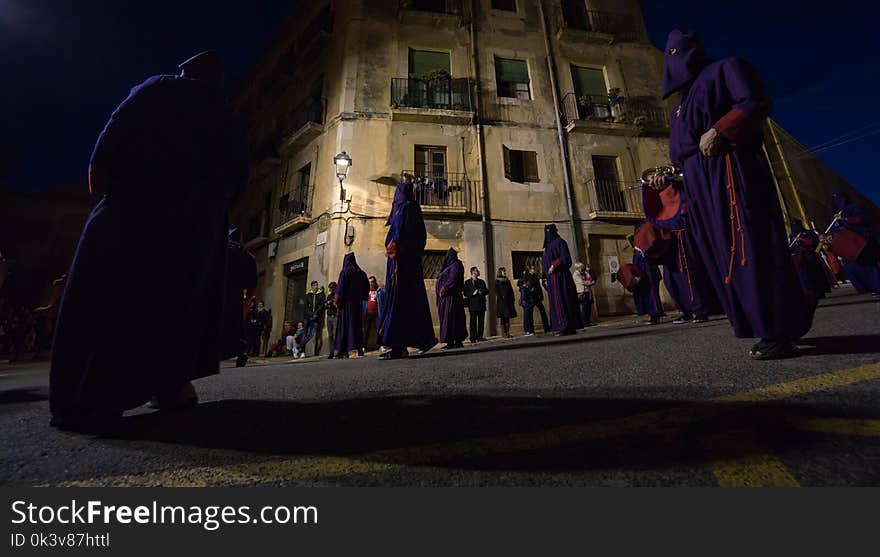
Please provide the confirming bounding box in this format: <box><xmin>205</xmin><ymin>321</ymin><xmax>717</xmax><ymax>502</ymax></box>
<box><xmin>663</xmin><ymin>30</ymin><xmax>814</xmax><ymax>341</ymax></box>
<box><xmin>334</xmin><ymin>253</ymin><xmax>370</xmax><ymax>353</ymax></box>
<box><xmin>541</xmin><ymin>224</ymin><xmax>583</xmax><ymax>332</ymax></box>
<box><xmin>436</xmin><ymin>248</ymin><xmax>467</xmax><ymax>344</ymax></box>
<box><xmin>633</xmin><ymin>251</ymin><xmax>663</xmax><ymax>317</ymax></box>
<box><xmin>50</xmin><ymin>73</ymin><xmax>248</xmax><ymax>418</ymax></box>
<box><xmin>378</xmin><ymin>182</ymin><xmax>436</xmax><ymax>349</ymax></box>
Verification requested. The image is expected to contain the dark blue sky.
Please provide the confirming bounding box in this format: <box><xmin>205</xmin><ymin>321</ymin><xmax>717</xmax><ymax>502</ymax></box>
<box><xmin>2</xmin><ymin>0</ymin><xmax>878</xmax><ymax>204</ymax></box>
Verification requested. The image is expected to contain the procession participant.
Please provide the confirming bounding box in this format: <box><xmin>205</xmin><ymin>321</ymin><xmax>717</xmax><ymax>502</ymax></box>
<box><xmin>654</xmin><ymin>30</ymin><xmax>814</xmax><ymax>359</ymax></box>
<box><xmin>333</xmin><ymin>253</ymin><xmax>370</xmax><ymax>359</ymax></box>
<box><xmin>50</xmin><ymin>51</ymin><xmax>248</xmax><ymax>429</ymax></box>
<box><xmin>828</xmin><ymin>190</ymin><xmax>880</xmax><ymax>295</ymax></box>
<box><xmin>378</xmin><ymin>180</ymin><xmax>437</xmax><ymax>360</ymax></box>
<box><xmin>436</xmin><ymin>248</ymin><xmax>467</xmax><ymax>349</ymax></box>
<box><xmin>542</xmin><ymin>224</ymin><xmax>582</xmax><ymax>335</ymax></box>
<box><xmin>463</xmin><ymin>267</ymin><xmax>489</xmax><ymax>343</ymax></box>
<box><xmin>628</xmin><ymin>233</ymin><xmax>664</xmax><ymax>325</ymax></box>
<box><xmin>789</xmin><ymin>219</ymin><xmax>831</xmax><ymax>299</ymax></box>
<box><xmin>362</xmin><ymin>276</ymin><xmax>385</xmax><ymax>353</ymax></box>
<box><xmin>222</xmin><ymin>229</ymin><xmax>257</xmax><ymax>367</ymax></box>
<box><xmin>495</xmin><ymin>267</ymin><xmax>517</xmax><ymax>338</ymax></box>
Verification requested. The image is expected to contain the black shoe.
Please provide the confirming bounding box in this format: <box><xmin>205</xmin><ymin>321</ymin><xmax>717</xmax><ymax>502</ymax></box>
<box><xmin>416</xmin><ymin>338</ymin><xmax>438</xmax><ymax>355</ymax></box>
<box><xmin>693</xmin><ymin>315</ymin><xmax>709</xmax><ymax>323</ymax></box>
<box><xmin>50</xmin><ymin>408</ymin><xmax>123</xmax><ymax>432</ymax></box>
<box><xmin>749</xmin><ymin>340</ymin><xmax>798</xmax><ymax>360</ymax></box>
<box><xmin>441</xmin><ymin>344</ymin><xmax>454</xmax><ymax>350</ymax></box>
<box><xmin>378</xmin><ymin>350</ymin><xmax>407</xmax><ymax>360</ymax></box>
<box><xmin>554</xmin><ymin>330</ymin><xmax>576</xmax><ymax>336</ymax></box>
<box><xmin>357</xmin><ymin>348</ymin><xmax>365</xmax><ymax>357</ymax></box>
<box><xmin>235</xmin><ymin>354</ymin><xmax>248</xmax><ymax>367</ymax></box>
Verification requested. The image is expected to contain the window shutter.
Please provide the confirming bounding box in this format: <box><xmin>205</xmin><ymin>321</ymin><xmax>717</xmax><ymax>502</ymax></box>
<box><xmin>503</xmin><ymin>145</ymin><xmax>513</xmax><ymax>181</ymax></box>
<box><xmin>523</xmin><ymin>151</ymin><xmax>539</xmax><ymax>182</ymax></box>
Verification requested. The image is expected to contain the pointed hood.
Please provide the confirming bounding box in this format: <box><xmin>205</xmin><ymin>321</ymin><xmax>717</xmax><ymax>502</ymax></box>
<box><xmin>387</xmin><ymin>181</ymin><xmax>416</xmax><ymax>226</ymax></box>
<box><xmin>442</xmin><ymin>247</ymin><xmax>459</xmax><ymax>270</ymax></box>
<box><xmin>661</xmin><ymin>30</ymin><xmax>709</xmax><ymax>99</ymax></box>
<box><xmin>341</xmin><ymin>252</ymin><xmax>360</xmax><ymax>273</ymax></box>
<box><xmin>543</xmin><ymin>224</ymin><xmax>560</xmax><ymax>248</ymax></box>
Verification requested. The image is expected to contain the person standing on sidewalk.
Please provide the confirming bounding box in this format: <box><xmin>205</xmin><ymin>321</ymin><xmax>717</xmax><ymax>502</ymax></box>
<box><xmin>362</xmin><ymin>276</ymin><xmax>385</xmax><ymax>353</ymax></box>
<box><xmin>542</xmin><ymin>224</ymin><xmax>582</xmax><ymax>335</ymax></box>
<box><xmin>495</xmin><ymin>267</ymin><xmax>517</xmax><ymax>338</ymax></box>
<box><xmin>246</xmin><ymin>301</ymin><xmax>271</xmax><ymax>357</ymax></box>
<box><xmin>297</xmin><ymin>281</ymin><xmax>325</xmax><ymax>358</ymax></box>
<box><xmin>325</xmin><ymin>282</ymin><xmax>338</xmax><ymax>359</ymax></box>
<box><xmin>463</xmin><ymin>267</ymin><xmax>488</xmax><ymax>343</ymax></box>
<box><xmin>333</xmin><ymin>253</ymin><xmax>370</xmax><ymax>359</ymax></box>
<box><xmin>573</xmin><ymin>262</ymin><xmax>596</xmax><ymax>327</ymax></box>
<box><xmin>436</xmin><ymin>248</ymin><xmax>467</xmax><ymax>350</ymax></box>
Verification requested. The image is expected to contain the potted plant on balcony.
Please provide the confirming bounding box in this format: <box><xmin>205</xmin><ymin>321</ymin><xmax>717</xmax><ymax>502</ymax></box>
<box><xmin>420</xmin><ymin>68</ymin><xmax>452</xmax><ymax>108</ymax></box>
<box><xmin>608</xmin><ymin>87</ymin><xmax>626</xmax><ymax>121</ymax></box>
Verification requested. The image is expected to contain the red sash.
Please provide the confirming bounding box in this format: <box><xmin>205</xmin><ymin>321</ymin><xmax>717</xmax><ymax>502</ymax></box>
<box><xmin>634</xmin><ymin>222</ymin><xmax>674</xmax><ymax>265</ymax></box>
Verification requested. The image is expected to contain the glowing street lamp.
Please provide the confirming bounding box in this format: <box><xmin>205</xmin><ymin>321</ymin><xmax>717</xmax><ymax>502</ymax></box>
<box><xmin>334</xmin><ymin>151</ymin><xmax>352</xmax><ymax>202</ymax></box>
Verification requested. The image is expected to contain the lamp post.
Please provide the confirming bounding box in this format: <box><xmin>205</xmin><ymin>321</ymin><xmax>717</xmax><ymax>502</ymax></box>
<box><xmin>334</xmin><ymin>151</ymin><xmax>352</xmax><ymax>203</ymax></box>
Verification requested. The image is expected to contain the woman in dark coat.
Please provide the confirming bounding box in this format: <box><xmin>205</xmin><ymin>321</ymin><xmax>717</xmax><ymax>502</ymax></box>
<box><xmin>436</xmin><ymin>248</ymin><xmax>467</xmax><ymax>349</ymax></box>
<box><xmin>542</xmin><ymin>224</ymin><xmax>583</xmax><ymax>335</ymax></box>
<box><xmin>495</xmin><ymin>267</ymin><xmax>517</xmax><ymax>338</ymax></box>
<box><xmin>333</xmin><ymin>253</ymin><xmax>370</xmax><ymax>358</ymax></box>
<box><xmin>378</xmin><ymin>180</ymin><xmax>437</xmax><ymax>360</ymax></box>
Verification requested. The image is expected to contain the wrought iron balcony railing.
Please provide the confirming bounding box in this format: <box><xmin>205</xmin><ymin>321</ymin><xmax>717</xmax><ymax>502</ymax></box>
<box><xmin>402</xmin><ymin>171</ymin><xmax>480</xmax><ymax>214</ymax></box>
<box><xmin>585</xmin><ymin>179</ymin><xmax>642</xmax><ymax>215</ymax></box>
<box><xmin>391</xmin><ymin>77</ymin><xmax>473</xmax><ymax>111</ymax></box>
<box><xmin>399</xmin><ymin>0</ymin><xmax>462</xmax><ymax>16</ymax></box>
<box><xmin>561</xmin><ymin>93</ymin><xmax>668</xmax><ymax>132</ymax></box>
<box><xmin>556</xmin><ymin>4</ymin><xmax>642</xmax><ymax>42</ymax></box>
<box><xmin>280</xmin><ymin>99</ymin><xmax>324</xmax><ymax>140</ymax></box>
<box><xmin>277</xmin><ymin>186</ymin><xmax>311</xmax><ymax>227</ymax></box>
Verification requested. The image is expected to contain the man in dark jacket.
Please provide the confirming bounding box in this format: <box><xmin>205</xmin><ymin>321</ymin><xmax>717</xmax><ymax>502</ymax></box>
<box><xmin>297</xmin><ymin>281</ymin><xmax>325</xmax><ymax>357</ymax></box>
<box><xmin>462</xmin><ymin>267</ymin><xmax>488</xmax><ymax>343</ymax></box>
<box><xmin>518</xmin><ymin>265</ymin><xmax>550</xmax><ymax>334</ymax></box>
<box><xmin>245</xmin><ymin>301</ymin><xmax>271</xmax><ymax>356</ymax></box>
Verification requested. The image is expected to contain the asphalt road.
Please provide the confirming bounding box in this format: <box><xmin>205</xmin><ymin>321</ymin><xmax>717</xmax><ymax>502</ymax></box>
<box><xmin>1</xmin><ymin>286</ymin><xmax>878</xmax><ymax>487</ymax></box>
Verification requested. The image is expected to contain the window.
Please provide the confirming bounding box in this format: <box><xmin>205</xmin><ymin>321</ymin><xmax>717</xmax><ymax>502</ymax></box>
<box><xmin>503</xmin><ymin>146</ymin><xmax>539</xmax><ymax>183</ymax></box>
<box><xmin>571</xmin><ymin>65</ymin><xmax>609</xmax><ymax>119</ymax></box>
<box><xmin>415</xmin><ymin>146</ymin><xmax>447</xmax><ymax>178</ymax></box>
<box><xmin>422</xmin><ymin>250</ymin><xmax>448</xmax><ymax>279</ymax></box>
<box><xmin>408</xmin><ymin>49</ymin><xmax>451</xmax><ymax>78</ymax></box>
<box><xmin>591</xmin><ymin>155</ymin><xmax>627</xmax><ymax>212</ymax></box>
<box><xmin>495</xmin><ymin>57</ymin><xmax>531</xmax><ymax>99</ymax></box>
<box><xmin>492</xmin><ymin>0</ymin><xmax>517</xmax><ymax>11</ymax></box>
<box><xmin>512</xmin><ymin>251</ymin><xmax>544</xmax><ymax>279</ymax></box>
<box><xmin>279</xmin><ymin>163</ymin><xmax>310</xmax><ymax>223</ymax></box>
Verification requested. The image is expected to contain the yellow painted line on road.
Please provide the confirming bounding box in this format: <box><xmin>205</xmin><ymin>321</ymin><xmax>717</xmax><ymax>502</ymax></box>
<box><xmin>704</xmin><ymin>430</ymin><xmax>800</xmax><ymax>487</ymax></box>
<box><xmin>48</xmin><ymin>361</ymin><xmax>880</xmax><ymax>487</ymax></box>
<box><xmin>789</xmin><ymin>417</ymin><xmax>880</xmax><ymax>437</ymax></box>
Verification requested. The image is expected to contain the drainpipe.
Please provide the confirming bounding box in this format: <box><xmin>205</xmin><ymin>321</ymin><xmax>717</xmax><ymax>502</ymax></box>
<box><xmin>537</xmin><ymin>0</ymin><xmax>582</xmax><ymax>259</ymax></box>
<box><xmin>468</xmin><ymin>0</ymin><xmax>497</xmax><ymax>335</ymax></box>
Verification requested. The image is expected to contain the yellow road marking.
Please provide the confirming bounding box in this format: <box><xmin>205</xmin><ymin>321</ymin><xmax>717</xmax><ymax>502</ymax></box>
<box><xmin>705</xmin><ymin>430</ymin><xmax>800</xmax><ymax>487</ymax></box>
<box><xmin>48</xmin><ymin>361</ymin><xmax>880</xmax><ymax>487</ymax></box>
<box><xmin>790</xmin><ymin>417</ymin><xmax>880</xmax><ymax>437</ymax></box>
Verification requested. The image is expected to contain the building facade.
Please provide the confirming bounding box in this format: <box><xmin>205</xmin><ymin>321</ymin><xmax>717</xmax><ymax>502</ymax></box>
<box><xmin>231</xmin><ymin>0</ymin><xmax>878</xmax><ymax>345</ymax></box>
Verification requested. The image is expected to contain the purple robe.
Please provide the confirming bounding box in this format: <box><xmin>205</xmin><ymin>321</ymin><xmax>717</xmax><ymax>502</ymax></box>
<box><xmin>50</xmin><ymin>73</ymin><xmax>247</xmax><ymax>420</ymax></box>
<box><xmin>334</xmin><ymin>253</ymin><xmax>370</xmax><ymax>353</ymax></box>
<box><xmin>378</xmin><ymin>182</ymin><xmax>436</xmax><ymax>349</ymax></box>
<box><xmin>789</xmin><ymin>219</ymin><xmax>830</xmax><ymax>299</ymax></box>
<box><xmin>633</xmin><ymin>251</ymin><xmax>663</xmax><ymax>317</ymax></box>
<box><xmin>663</xmin><ymin>30</ymin><xmax>814</xmax><ymax>341</ymax></box>
<box><xmin>830</xmin><ymin>191</ymin><xmax>880</xmax><ymax>294</ymax></box>
<box><xmin>541</xmin><ymin>224</ymin><xmax>583</xmax><ymax>332</ymax></box>
<box><xmin>436</xmin><ymin>248</ymin><xmax>467</xmax><ymax>344</ymax></box>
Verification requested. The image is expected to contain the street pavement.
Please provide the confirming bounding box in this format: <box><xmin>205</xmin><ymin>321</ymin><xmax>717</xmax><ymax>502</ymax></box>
<box><xmin>1</xmin><ymin>286</ymin><xmax>878</xmax><ymax>487</ymax></box>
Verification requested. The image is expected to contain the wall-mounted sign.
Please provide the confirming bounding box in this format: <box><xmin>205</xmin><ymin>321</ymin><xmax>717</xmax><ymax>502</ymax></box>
<box><xmin>284</xmin><ymin>257</ymin><xmax>308</xmax><ymax>277</ymax></box>
<box><xmin>315</xmin><ymin>231</ymin><xmax>327</xmax><ymax>246</ymax></box>
<box><xmin>607</xmin><ymin>255</ymin><xmax>620</xmax><ymax>274</ymax></box>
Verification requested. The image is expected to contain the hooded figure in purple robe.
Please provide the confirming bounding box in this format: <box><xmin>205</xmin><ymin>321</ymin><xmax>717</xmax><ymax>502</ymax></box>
<box><xmin>628</xmin><ymin>230</ymin><xmax>664</xmax><ymax>324</ymax></box>
<box><xmin>378</xmin><ymin>181</ymin><xmax>437</xmax><ymax>359</ymax></box>
<box><xmin>436</xmin><ymin>248</ymin><xmax>467</xmax><ymax>349</ymax></box>
<box><xmin>662</xmin><ymin>30</ymin><xmax>814</xmax><ymax>359</ymax></box>
<box><xmin>642</xmin><ymin>177</ymin><xmax>720</xmax><ymax>322</ymax></box>
<box><xmin>541</xmin><ymin>224</ymin><xmax>582</xmax><ymax>334</ymax></box>
<box><xmin>49</xmin><ymin>51</ymin><xmax>248</xmax><ymax>429</ymax></box>
<box><xmin>788</xmin><ymin>219</ymin><xmax>831</xmax><ymax>299</ymax></box>
<box><xmin>333</xmin><ymin>253</ymin><xmax>370</xmax><ymax>357</ymax></box>
<box><xmin>829</xmin><ymin>190</ymin><xmax>880</xmax><ymax>294</ymax></box>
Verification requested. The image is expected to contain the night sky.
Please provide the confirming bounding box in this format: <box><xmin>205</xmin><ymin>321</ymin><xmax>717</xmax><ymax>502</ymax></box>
<box><xmin>2</xmin><ymin>0</ymin><xmax>878</xmax><ymax>204</ymax></box>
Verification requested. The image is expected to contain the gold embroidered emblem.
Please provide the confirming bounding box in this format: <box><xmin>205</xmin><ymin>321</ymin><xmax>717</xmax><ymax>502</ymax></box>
<box><xmin>675</xmin><ymin>105</ymin><xmax>682</xmax><ymax>118</ymax></box>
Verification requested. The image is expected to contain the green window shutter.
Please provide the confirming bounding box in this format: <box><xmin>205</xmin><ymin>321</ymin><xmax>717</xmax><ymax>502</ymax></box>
<box><xmin>495</xmin><ymin>58</ymin><xmax>529</xmax><ymax>83</ymax></box>
<box><xmin>409</xmin><ymin>50</ymin><xmax>451</xmax><ymax>78</ymax></box>
<box><xmin>571</xmin><ymin>66</ymin><xmax>607</xmax><ymax>99</ymax></box>
<box><xmin>523</xmin><ymin>151</ymin><xmax>539</xmax><ymax>182</ymax></box>
<box><xmin>503</xmin><ymin>145</ymin><xmax>513</xmax><ymax>181</ymax></box>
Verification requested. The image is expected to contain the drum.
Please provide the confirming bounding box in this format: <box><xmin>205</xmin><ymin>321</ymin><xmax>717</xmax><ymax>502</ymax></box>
<box><xmin>617</xmin><ymin>263</ymin><xmax>645</xmax><ymax>292</ymax></box>
<box><xmin>831</xmin><ymin>228</ymin><xmax>872</xmax><ymax>263</ymax></box>
<box><xmin>634</xmin><ymin>222</ymin><xmax>674</xmax><ymax>265</ymax></box>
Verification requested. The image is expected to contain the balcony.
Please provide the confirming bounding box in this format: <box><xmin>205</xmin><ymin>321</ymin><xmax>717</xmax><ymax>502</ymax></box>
<box><xmin>561</xmin><ymin>93</ymin><xmax>668</xmax><ymax>136</ymax></box>
<box><xmin>297</xmin><ymin>6</ymin><xmax>333</xmax><ymax>58</ymax></box>
<box><xmin>398</xmin><ymin>0</ymin><xmax>462</xmax><ymax>24</ymax></box>
<box><xmin>584</xmin><ymin>179</ymin><xmax>643</xmax><ymax>221</ymax></box>
<box><xmin>278</xmin><ymin>100</ymin><xmax>324</xmax><ymax>154</ymax></box>
<box><xmin>390</xmin><ymin>77</ymin><xmax>474</xmax><ymax>124</ymax></box>
<box><xmin>555</xmin><ymin>4</ymin><xmax>642</xmax><ymax>43</ymax></box>
<box><xmin>274</xmin><ymin>188</ymin><xmax>311</xmax><ymax>236</ymax></box>
<box><xmin>403</xmin><ymin>171</ymin><xmax>481</xmax><ymax>217</ymax></box>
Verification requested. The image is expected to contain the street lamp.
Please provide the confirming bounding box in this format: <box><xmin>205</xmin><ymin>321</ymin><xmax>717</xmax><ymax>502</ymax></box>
<box><xmin>334</xmin><ymin>151</ymin><xmax>352</xmax><ymax>203</ymax></box>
